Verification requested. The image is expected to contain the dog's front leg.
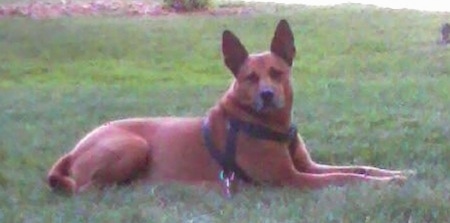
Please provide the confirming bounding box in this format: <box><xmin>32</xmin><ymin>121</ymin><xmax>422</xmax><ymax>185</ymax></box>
<box><xmin>284</xmin><ymin>172</ymin><xmax>405</xmax><ymax>190</ymax></box>
<box><xmin>309</xmin><ymin>164</ymin><xmax>405</xmax><ymax>177</ymax></box>
<box><xmin>290</xmin><ymin>137</ymin><xmax>409</xmax><ymax>178</ymax></box>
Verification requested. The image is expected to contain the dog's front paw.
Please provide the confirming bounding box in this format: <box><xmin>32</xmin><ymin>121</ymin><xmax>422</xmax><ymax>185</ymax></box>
<box><xmin>388</xmin><ymin>175</ymin><xmax>408</xmax><ymax>186</ymax></box>
<box><xmin>398</xmin><ymin>169</ymin><xmax>417</xmax><ymax>177</ymax></box>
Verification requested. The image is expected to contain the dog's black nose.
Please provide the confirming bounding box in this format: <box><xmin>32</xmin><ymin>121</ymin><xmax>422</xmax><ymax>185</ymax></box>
<box><xmin>260</xmin><ymin>89</ymin><xmax>274</xmax><ymax>102</ymax></box>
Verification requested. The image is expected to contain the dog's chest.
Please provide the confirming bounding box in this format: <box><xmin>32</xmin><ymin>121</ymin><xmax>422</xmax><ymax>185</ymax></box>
<box><xmin>235</xmin><ymin>134</ymin><xmax>294</xmax><ymax>182</ymax></box>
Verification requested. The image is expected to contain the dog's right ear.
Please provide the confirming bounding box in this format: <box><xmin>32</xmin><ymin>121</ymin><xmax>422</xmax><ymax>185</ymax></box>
<box><xmin>222</xmin><ymin>30</ymin><xmax>248</xmax><ymax>77</ymax></box>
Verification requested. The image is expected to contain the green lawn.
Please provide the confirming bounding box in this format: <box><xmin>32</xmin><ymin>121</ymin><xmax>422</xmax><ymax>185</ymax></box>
<box><xmin>0</xmin><ymin>3</ymin><xmax>449</xmax><ymax>222</ymax></box>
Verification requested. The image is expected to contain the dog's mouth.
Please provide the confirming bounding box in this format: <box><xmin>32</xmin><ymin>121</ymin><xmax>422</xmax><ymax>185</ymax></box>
<box><xmin>254</xmin><ymin>97</ymin><xmax>282</xmax><ymax>113</ymax></box>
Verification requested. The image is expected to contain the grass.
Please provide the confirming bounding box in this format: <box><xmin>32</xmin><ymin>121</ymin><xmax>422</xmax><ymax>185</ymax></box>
<box><xmin>0</xmin><ymin>2</ymin><xmax>450</xmax><ymax>222</ymax></box>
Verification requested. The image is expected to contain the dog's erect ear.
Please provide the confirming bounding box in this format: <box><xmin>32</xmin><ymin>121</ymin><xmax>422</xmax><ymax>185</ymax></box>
<box><xmin>222</xmin><ymin>30</ymin><xmax>249</xmax><ymax>77</ymax></box>
<box><xmin>270</xmin><ymin>19</ymin><xmax>296</xmax><ymax>66</ymax></box>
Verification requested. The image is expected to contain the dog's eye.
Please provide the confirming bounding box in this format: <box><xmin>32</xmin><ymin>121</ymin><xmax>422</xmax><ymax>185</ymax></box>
<box><xmin>246</xmin><ymin>72</ymin><xmax>259</xmax><ymax>83</ymax></box>
<box><xmin>270</xmin><ymin>68</ymin><xmax>283</xmax><ymax>81</ymax></box>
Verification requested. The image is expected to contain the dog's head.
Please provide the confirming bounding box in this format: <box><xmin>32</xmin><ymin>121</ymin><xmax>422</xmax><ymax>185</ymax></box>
<box><xmin>222</xmin><ymin>19</ymin><xmax>296</xmax><ymax>113</ymax></box>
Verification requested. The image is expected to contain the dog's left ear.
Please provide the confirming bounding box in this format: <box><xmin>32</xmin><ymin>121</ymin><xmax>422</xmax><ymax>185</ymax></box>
<box><xmin>222</xmin><ymin>30</ymin><xmax>249</xmax><ymax>77</ymax></box>
<box><xmin>270</xmin><ymin>19</ymin><xmax>296</xmax><ymax>66</ymax></box>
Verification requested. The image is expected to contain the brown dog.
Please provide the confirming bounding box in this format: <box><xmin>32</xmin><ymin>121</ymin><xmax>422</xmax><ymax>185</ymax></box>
<box><xmin>47</xmin><ymin>20</ymin><xmax>408</xmax><ymax>196</ymax></box>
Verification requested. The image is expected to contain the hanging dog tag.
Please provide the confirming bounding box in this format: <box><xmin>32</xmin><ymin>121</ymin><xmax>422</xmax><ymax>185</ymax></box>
<box><xmin>220</xmin><ymin>171</ymin><xmax>235</xmax><ymax>198</ymax></box>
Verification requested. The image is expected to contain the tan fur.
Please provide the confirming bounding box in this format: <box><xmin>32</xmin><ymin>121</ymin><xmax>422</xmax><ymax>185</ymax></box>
<box><xmin>47</xmin><ymin>20</ymin><xmax>408</xmax><ymax>194</ymax></box>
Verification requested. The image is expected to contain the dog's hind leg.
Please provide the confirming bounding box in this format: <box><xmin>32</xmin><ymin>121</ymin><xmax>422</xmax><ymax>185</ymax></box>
<box><xmin>72</xmin><ymin>133</ymin><xmax>150</xmax><ymax>192</ymax></box>
<box><xmin>47</xmin><ymin>154</ymin><xmax>76</xmax><ymax>193</ymax></box>
<box><xmin>93</xmin><ymin>134</ymin><xmax>151</xmax><ymax>187</ymax></box>
<box><xmin>48</xmin><ymin>128</ymin><xmax>151</xmax><ymax>194</ymax></box>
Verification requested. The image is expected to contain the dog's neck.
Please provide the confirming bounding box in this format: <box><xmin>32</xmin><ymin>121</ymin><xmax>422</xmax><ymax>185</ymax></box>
<box><xmin>217</xmin><ymin>88</ymin><xmax>293</xmax><ymax>133</ymax></box>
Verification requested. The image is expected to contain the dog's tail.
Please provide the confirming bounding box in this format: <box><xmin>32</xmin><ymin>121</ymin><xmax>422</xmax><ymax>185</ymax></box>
<box><xmin>47</xmin><ymin>154</ymin><xmax>76</xmax><ymax>194</ymax></box>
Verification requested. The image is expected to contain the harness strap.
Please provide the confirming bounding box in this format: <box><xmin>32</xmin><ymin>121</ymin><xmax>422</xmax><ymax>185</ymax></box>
<box><xmin>202</xmin><ymin>119</ymin><xmax>254</xmax><ymax>183</ymax></box>
<box><xmin>229</xmin><ymin>118</ymin><xmax>298</xmax><ymax>158</ymax></box>
<box><xmin>230</xmin><ymin>118</ymin><xmax>297</xmax><ymax>142</ymax></box>
<box><xmin>201</xmin><ymin>118</ymin><xmax>298</xmax><ymax>184</ymax></box>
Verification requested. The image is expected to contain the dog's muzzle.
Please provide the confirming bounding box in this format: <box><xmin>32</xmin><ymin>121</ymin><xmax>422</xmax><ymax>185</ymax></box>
<box><xmin>255</xmin><ymin>88</ymin><xmax>282</xmax><ymax>112</ymax></box>
<box><xmin>260</xmin><ymin>89</ymin><xmax>274</xmax><ymax>102</ymax></box>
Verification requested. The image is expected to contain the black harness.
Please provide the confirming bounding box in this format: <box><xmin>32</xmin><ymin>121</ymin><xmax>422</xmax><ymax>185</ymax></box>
<box><xmin>201</xmin><ymin>118</ymin><xmax>298</xmax><ymax>184</ymax></box>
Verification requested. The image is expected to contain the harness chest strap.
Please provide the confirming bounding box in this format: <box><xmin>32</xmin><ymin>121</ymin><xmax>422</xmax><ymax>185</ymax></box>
<box><xmin>201</xmin><ymin>118</ymin><xmax>298</xmax><ymax>185</ymax></box>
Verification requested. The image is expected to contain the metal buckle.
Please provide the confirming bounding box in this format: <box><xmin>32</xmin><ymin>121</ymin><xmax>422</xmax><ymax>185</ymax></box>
<box><xmin>219</xmin><ymin>170</ymin><xmax>235</xmax><ymax>198</ymax></box>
